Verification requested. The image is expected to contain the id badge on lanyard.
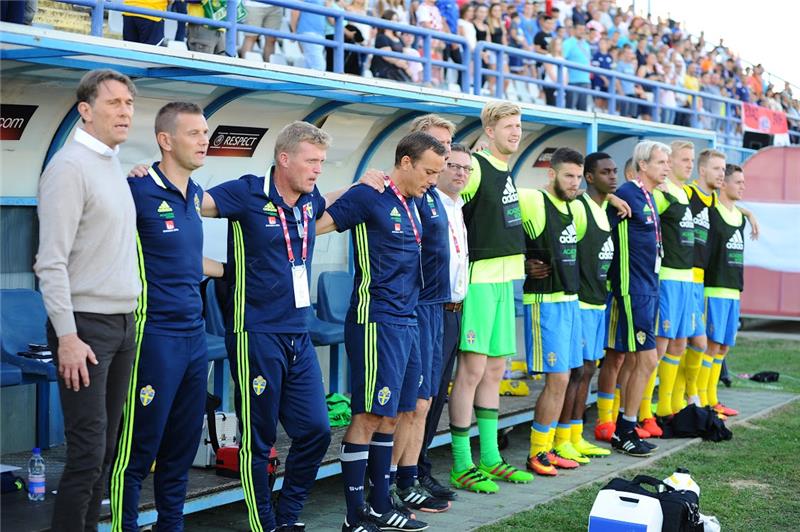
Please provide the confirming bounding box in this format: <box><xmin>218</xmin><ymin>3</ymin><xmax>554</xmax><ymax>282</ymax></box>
<box><xmin>277</xmin><ymin>204</ymin><xmax>311</xmax><ymax>308</ymax></box>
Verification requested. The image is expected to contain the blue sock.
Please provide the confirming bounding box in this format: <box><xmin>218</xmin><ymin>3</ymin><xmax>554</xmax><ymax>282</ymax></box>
<box><xmin>396</xmin><ymin>465</ymin><xmax>417</xmax><ymax>491</ymax></box>
<box><xmin>367</xmin><ymin>432</ymin><xmax>394</xmax><ymax>514</ymax></box>
<box><xmin>616</xmin><ymin>414</ymin><xmax>637</xmax><ymax>436</ymax></box>
<box><xmin>389</xmin><ymin>464</ymin><xmax>398</xmax><ymax>486</ymax></box>
<box><xmin>340</xmin><ymin>441</ymin><xmax>369</xmax><ymax>524</ymax></box>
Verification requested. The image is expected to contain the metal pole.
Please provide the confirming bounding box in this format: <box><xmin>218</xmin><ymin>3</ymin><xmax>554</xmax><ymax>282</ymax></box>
<box><xmin>224</xmin><ymin>0</ymin><xmax>237</xmax><ymax>57</ymax></box>
<box><xmin>333</xmin><ymin>17</ymin><xmax>344</xmax><ymax>73</ymax></box>
<box><xmin>91</xmin><ymin>0</ymin><xmax>104</xmax><ymax>37</ymax></box>
<box><xmin>422</xmin><ymin>35</ymin><xmax>432</xmax><ymax>85</ymax></box>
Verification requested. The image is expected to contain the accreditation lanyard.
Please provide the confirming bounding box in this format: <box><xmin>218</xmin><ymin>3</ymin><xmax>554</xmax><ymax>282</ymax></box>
<box><xmin>446</xmin><ymin>213</ymin><xmax>464</xmax><ymax>256</ymax></box>
<box><xmin>276</xmin><ymin>205</ymin><xmax>308</xmax><ymax>265</ymax></box>
<box><xmin>387</xmin><ymin>179</ymin><xmax>421</xmax><ymax>248</ymax></box>
<box><xmin>636</xmin><ymin>179</ymin><xmax>664</xmax><ymax>273</ymax></box>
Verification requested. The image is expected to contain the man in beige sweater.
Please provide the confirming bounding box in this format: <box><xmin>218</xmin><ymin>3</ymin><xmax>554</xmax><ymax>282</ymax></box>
<box><xmin>34</xmin><ymin>69</ymin><xmax>140</xmax><ymax>532</ymax></box>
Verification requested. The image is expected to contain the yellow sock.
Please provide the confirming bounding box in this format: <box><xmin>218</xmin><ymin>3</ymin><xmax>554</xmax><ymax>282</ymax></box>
<box><xmin>570</xmin><ymin>420</ymin><xmax>584</xmax><ymax>445</ymax></box>
<box><xmin>638</xmin><ymin>369</ymin><xmax>658</xmax><ymax>420</ymax></box>
<box><xmin>672</xmin><ymin>355</ymin><xmax>687</xmax><ymax>413</ymax></box>
<box><xmin>612</xmin><ymin>385</ymin><xmax>621</xmax><ymax>417</ymax></box>
<box><xmin>529</xmin><ymin>423</ymin><xmax>550</xmax><ymax>457</ymax></box>
<box><xmin>597</xmin><ymin>392</ymin><xmax>615</xmax><ymax>424</ymax></box>
<box><xmin>548</xmin><ymin>425</ymin><xmax>557</xmax><ymax>451</ymax></box>
<box><xmin>697</xmin><ymin>354</ymin><xmax>714</xmax><ymax>406</ymax></box>
<box><xmin>555</xmin><ymin>424</ymin><xmax>572</xmax><ymax>447</ymax></box>
<box><xmin>684</xmin><ymin>346</ymin><xmax>703</xmax><ymax>399</ymax></box>
<box><xmin>656</xmin><ymin>353</ymin><xmax>682</xmax><ymax>417</ymax></box>
<box><xmin>708</xmin><ymin>353</ymin><xmax>725</xmax><ymax>406</ymax></box>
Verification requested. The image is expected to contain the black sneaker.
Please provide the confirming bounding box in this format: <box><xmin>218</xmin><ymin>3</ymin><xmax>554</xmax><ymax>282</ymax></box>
<box><xmin>611</xmin><ymin>431</ymin><xmax>654</xmax><ymax>457</ymax></box>
<box><xmin>395</xmin><ymin>482</ymin><xmax>451</xmax><ymax>513</ymax></box>
<box><xmin>274</xmin><ymin>524</ymin><xmax>306</xmax><ymax>532</ymax></box>
<box><xmin>343</xmin><ymin>506</ymin><xmax>382</xmax><ymax>532</ymax></box>
<box><xmin>418</xmin><ymin>472</ymin><xmax>457</xmax><ymax>501</ymax></box>
<box><xmin>640</xmin><ymin>438</ymin><xmax>659</xmax><ymax>451</ymax></box>
<box><xmin>368</xmin><ymin>507</ymin><xmax>429</xmax><ymax>531</ymax></box>
<box><xmin>389</xmin><ymin>485</ymin><xmax>417</xmax><ymax>520</ymax></box>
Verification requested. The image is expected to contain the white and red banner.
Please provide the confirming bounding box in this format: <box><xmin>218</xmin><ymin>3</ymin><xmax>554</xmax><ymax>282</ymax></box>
<box><xmin>742</xmin><ymin>103</ymin><xmax>789</xmax><ymax>135</ymax></box>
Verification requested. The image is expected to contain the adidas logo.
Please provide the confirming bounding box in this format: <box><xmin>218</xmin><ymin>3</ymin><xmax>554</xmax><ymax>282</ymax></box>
<box><xmin>559</xmin><ymin>224</ymin><xmax>577</xmax><ymax>244</ymax></box>
<box><xmin>726</xmin><ymin>229</ymin><xmax>744</xmax><ymax>250</ymax></box>
<box><xmin>679</xmin><ymin>207</ymin><xmax>694</xmax><ymax>229</ymax></box>
<box><xmin>501</xmin><ymin>176</ymin><xmax>518</xmax><ymax>204</ymax></box>
<box><xmin>598</xmin><ymin>237</ymin><xmax>614</xmax><ymax>260</ymax></box>
<box><xmin>390</xmin><ymin>207</ymin><xmax>401</xmax><ymax>218</ymax></box>
<box><xmin>262</xmin><ymin>202</ymin><xmax>277</xmax><ymax>213</ymax></box>
<box><xmin>693</xmin><ymin>207</ymin><xmax>709</xmax><ymax>230</ymax></box>
<box><xmin>157</xmin><ymin>201</ymin><xmax>172</xmax><ymax>213</ymax></box>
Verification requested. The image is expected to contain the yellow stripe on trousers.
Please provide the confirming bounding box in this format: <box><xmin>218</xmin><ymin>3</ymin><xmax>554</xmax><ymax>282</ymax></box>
<box><xmin>231</xmin><ymin>222</ymin><xmax>263</xmax><ymax>532</ymax></box>
<box><xmin>109</xmin><ymin>234</ymin><xmax>147</xmax><ymax>531</ymax></box>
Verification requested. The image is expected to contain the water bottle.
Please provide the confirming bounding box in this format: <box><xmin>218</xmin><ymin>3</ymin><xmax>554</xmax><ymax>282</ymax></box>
<box><xmin>27</xmin><ymin>447</ymin><xmax>46</xmax><ymax>501</ymax></box>
<box><xmin>663</xmin><ymin>467</ymin><xmax>699</xmax><ymax>497</ymax></box>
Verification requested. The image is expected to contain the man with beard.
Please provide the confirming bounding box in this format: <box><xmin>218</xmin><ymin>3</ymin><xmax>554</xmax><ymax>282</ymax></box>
<box><xmin>519</xmin><ymin>148</ymin><xmax>585</xmax><ymax>476</ymax></box>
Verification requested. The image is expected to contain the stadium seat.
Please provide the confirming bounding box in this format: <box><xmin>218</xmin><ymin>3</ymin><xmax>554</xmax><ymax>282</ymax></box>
<box><xmin>1</xmin><ymin>362</ymin><xmax>22</xmax><ymax>387</ymax></box>
<box><xmin>0</xmin><ymin>289</ymin><xmax>57</xmax><ymax>448</ymax></box>
<box><xmin>306</xmin><ymin>310</ymin><xmax>345</xmax><ymax>393</ymax></box>
<box><xmin>317</xmin><ymin>270</ymin><xmax>352</xmax><ymax>325</ymax></box>
<box><xmin>200</xmin><ymin>278</ymin><xmax>229</xmax><ymax>407</ymax></box>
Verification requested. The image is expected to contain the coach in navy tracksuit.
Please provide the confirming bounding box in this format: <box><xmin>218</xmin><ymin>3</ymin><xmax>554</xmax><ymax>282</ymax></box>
<box><xmin>203</xmin><ymin>121</ymin><xmax>333</xmax><ymax>532</ymax></box>
<box><xmin>110</xmin><ymin>102</ymin><xmax>218</xmax><ymax>531</ymax></box>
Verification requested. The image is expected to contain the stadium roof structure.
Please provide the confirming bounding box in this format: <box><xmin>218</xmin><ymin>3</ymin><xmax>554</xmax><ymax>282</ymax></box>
<box><xmin>0</xmin><ymin>22</ymin><xmax>716</xmax><ymax>162</ymax></box>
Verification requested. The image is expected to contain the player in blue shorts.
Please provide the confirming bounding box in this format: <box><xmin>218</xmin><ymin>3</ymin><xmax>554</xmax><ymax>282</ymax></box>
<box><xmin>606</xmin><ymin>141</ymin><xmax>670</xmax><ymax>457</ymax></box>
<box><xmin>110</xmin><ymin>102</ymin><xmax>220</xmax><ymax>530</ymax></box>
<box><xmin>201</xmin><ymin>122</ymin><xmax>341</xmax><ymax>532</ymax></box>
<box><xmin>519</xmin><ymin>148</ymin><xmax>585</xmax><ymax>476</ymax></box>
<box><xmin>388</xmin><ymin>115</ymin><xmax>455</xmax><ymax>512</ymax></box>
<box><xmin>635</xmin><ymin>141</ymin><xmax>697</xmax><ymax>435</ymax></box>
<box><xmin>317</xmin><ymin>132</ymin><xmax>446</xmax><ymax>532</ymax></box>
<box><xmin>569</xmin><ymin>152</ymin><xmax>616</xmax><ymax>459</ymax></box>
<box><xmin>700</xmin><ymin>164</ymin><xmax>749</xmax><ymax>417</ymax></box>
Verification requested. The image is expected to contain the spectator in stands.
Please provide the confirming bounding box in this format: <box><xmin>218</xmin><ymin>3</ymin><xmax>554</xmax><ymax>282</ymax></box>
<box><xmin>437</xmin><ymin>0</ymin><xmax>463</xmax><ymax>86</ymax></box>
<box><xmin>345</xmin><ymin>0</ymin><xmax>373</xmax><ymax>76</ymax></box>
<box><xmin>323</xmin><ymin>0</ymin><xmax>346</xmax><ymax>71</ymax></box>
<box><xmin>291</xmin><ymin>0</ymin><xmax>327</xmax><ymax>71</ymax></box>
<box><xmin>400</xmin><ymin>30</ymin><xmax>423</xmax><ymax>82</ymax></box>
<box><xmin>473</xmin><ymin>4</ymin><xmax>491</xmax><ymax>87</ymax></box>
<box><xmin>636</xmin><ymin>52</ymin><xmax>661</xmax><ymax>121</ymax></box>
<box><xmin>571</xmin><ymin>0</ymin><xmax>587</xmax><ymax>26</ymax></box>
<box><xmin>186</xmin><ymin>0</ymin><xmax>226</xmax><ymax>55</ymax></box>
<box><xmin>486</xmin><ymin>2</ymin><xmax>510</xmax><ymax>96</ymax></box>
<box><xmin>376</xmin><ymin>0</ymin><xmax>407</xmax><ymax>24</ymax></box>
<box><xmin>541</xmin><ymin>37</ymin><xmax>565</xmax><ymax>106</ymax></box>
<box><xmin>371</xmin><ymin>10</ymin><xmax>414</xmax><ymax>82</ymax></box>
<box><xmin>635</xmin><ymin>36</ymin><xmax>647</xmax><ymax>67</ymax></box>
<box><xmin>238</xmin><ymin>1</ymin><xmax>284</xmax><ymax>62</ymax></box>
<box><xmin>533</xmin><ymin>14</ymin><xmax>555</xmax><ymax>55</ymax></box>
<box><xmin>615</xmin><ymin>44</ymin><xmax>637</xmax><ymax>117</ymax></box>
<box><xmin>1</xmin><ymin>0</ymin><xmax>27</xmax><ymax>24</ymax></box>
<box><xmin>458</xmin><ymin>3</ymin><xmax>477</xmax><ymax>54</ymax></box>
<box><xmin>519</xmin><ymin>1</ymin><xmax>539</xmax><ymax>51</ymax></box>
<box><xmin>590</xmin><ymin>36</ymin><xmax>612</xmax><ymax>112</ymax></box>
<box><xmin>122</xmin><ymin>0</ymin><xmax>167</xmax><ymax>46</ymax></box>
<box><xmin>35</xmin><ymin>69</ymin><xmax>140</xmax><ymax>532</ymax></box>
<box><xmin>416</xmin><ymin>0</ymin><xmax>447</xmax><ymax>85</ymax></box>
<box><xmin>660</xmin><ymin>61</ymin><xmax>678</xmax><ymax>125</ymax></box>
<box><xmin>562</xmin><ymin>22</ymin><xmax>592</xmax><ymax>110</ymax></box>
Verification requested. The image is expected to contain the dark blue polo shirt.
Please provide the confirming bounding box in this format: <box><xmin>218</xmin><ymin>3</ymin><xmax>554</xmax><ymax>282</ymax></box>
<box><xmin>207</xmin><ymin>169</ymin><xmax>326</xmax><ymax>334</ymax></box>
<box><xmin>326</xmin><ymin>182</ymin><xmax>423</xmax><ymax>325</ymax></box>
<box><xmin>127</xmin><ymin>162</ymin><xmax>204</xmax><ymax>335</ymax></box>
<box><xmin>414</xmin><ymin>189</ymin><xmax>450</xmax><ymax>304</ymax></box>
<box><xmin>607</xmin><ymin>180</ymin><xmax>660</xmax><ymax>297</ymax></box>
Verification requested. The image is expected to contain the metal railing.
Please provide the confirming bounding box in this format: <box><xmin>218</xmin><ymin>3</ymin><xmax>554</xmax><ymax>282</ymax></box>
<box><xmin>56</xmin><ymin>0</ymin><xmax>471</xmax><ymax>92</ymax></box>
<box><xmin>47</xmin><ymin>1</ymin><xmax>800</xmax><ymax>147</ymax></box>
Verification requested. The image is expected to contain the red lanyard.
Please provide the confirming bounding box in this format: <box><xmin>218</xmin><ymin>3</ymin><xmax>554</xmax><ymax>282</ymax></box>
<box><xmin>276</xmin><ymin>205</ymin><xmax>308</xmax><ymax>265</ymax></box>
<box><xmin>387</xmin><ymin>178</ymin><xmax>421</xmax><ymax>247</ymax></box>
<box><xmin>636</xmin><ymin>179</ymin><xmax>663</xmax><ymax>257</ymax></box>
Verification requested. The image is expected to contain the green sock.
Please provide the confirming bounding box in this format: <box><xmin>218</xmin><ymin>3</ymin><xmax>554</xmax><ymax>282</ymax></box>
<box><xmin>475</xmin><ymin>406</ymin><xmax>501</xmax><ymax>467</ymax></box>
<box><xmin>450</xmin><ymin>424</ymin><xmax>472</xmax><ymax>472</ymax></box>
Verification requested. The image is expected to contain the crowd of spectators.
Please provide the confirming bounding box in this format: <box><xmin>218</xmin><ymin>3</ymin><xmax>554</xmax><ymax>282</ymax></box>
<box><xmin>4</xmin><ymin>0</ymin><xmax>799</xmax><ymax>141</ymax></box>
